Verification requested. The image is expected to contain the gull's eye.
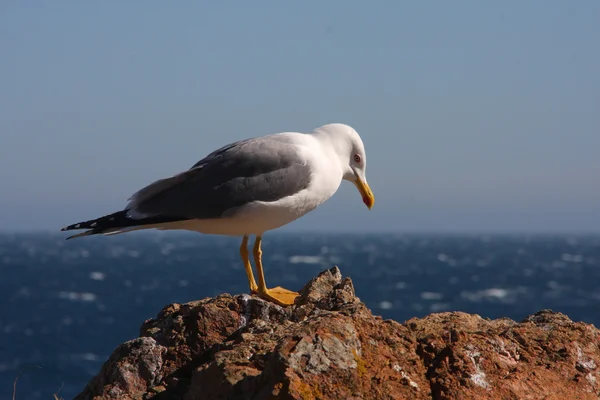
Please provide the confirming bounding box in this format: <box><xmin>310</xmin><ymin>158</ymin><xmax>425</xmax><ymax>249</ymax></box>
<box><xmin>353</xmin><ymin>154</ymin><xmax>361</xmax><ymax>163</ymax></box>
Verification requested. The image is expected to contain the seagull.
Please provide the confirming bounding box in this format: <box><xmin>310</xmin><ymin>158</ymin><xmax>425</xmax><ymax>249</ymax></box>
<box><xmin>61</xmin><ymin>123</ymin><xmax>374</xmax><ymax>306</ymax></box>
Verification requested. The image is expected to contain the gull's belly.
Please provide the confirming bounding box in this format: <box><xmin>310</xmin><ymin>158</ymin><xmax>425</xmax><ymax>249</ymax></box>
<box><xmin>165</xmin><ymin>207</ymin><xmax>301</xmax><ymax>236</ymax></box>
<box><xmin>162</xmin><ymin>186</ymin><xmax>334</xmax><ymax>236</ymax></box>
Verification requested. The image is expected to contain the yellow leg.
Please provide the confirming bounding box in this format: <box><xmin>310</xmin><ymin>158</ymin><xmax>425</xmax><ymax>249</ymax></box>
<box><xmin>240</xmin><ymin>235</ymin><xmax>258</xmax><ymax>294</ymax></box>
<box><xmin>253</xmin><ymin>235</ymin><xmax>299</xmax><ymax>306</ymax></box>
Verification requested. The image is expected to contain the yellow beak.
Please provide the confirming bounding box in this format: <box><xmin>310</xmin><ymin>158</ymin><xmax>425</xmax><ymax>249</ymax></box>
<box><xmin>355</xmin><ymin>176</ymin><xmax>375</xmax><ymax>209</ymax></box>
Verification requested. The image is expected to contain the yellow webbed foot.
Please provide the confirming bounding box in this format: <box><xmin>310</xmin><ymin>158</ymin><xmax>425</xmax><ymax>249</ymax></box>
<box><xmin>258</xmin><ymin>286</ymin><xmax>299</xmax><ymax>307</ymax></box>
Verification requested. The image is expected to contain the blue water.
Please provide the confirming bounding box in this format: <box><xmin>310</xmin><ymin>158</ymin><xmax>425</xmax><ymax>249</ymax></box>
<box><xmin>1</xmin><ymin>232</ymin><xmax>600</xmax><ymax>399</ymax></box>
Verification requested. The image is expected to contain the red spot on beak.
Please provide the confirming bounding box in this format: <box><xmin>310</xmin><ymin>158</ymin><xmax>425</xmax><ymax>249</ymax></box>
<box><xmin>362</xmin><ymin>195</ymin><xmax>374</xmax><ymax>209</ymax></box>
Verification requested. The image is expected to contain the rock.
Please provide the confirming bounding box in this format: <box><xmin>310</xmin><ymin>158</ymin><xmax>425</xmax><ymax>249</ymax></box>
<box><xmin>75</xmin><ymin>267</ymin><xmax>600</xmax><ymax>400</ymax></box>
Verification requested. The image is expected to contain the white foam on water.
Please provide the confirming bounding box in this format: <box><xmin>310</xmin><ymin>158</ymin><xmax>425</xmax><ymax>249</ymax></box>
<box><xmin>420</xmin><ymin>292</ymin><xmax>443</xmax><ymax>300</ymax></box>
<box><xmin>288</xmin><ymin>255</ymin><xmax>323</xmax><ymax>264</ymax></box>
<box><xmin>561</xmin><ymin>253</ymin><xmax>583</xmax><ymax>263</ymax></box>
<box><xmin>89</xmin><ymin>271</ymin><xmax>105</xmax><ymax>281</ymax></box>
<box><xmin>461</xmin><ymin>287</ymin><xmax>518</xmax><ymax>303</ymax></box>
<box><xmin>80</xmin><ymin>353</ymin><xmax>100</xmax><ymax>361</ymax></box>
<box><xmin>429</xmin><ymin>303</ymin><xmax>451</xmax><ymax>312</ymax></box>
<box><xmin>71</xmin><ymin>353</ymin><xmax>101</xmax><ymax>362</ymax></box>
<box><xmin>379</xmin><ymin>300</ymin><xmax>393</xmax><ymax>310</ymax></box>
<box><xmin>58</xmin><ymin>291</ymin><xmax>98</xmax><ymax>302</ymax></box>
<box><xmin>437</xmin><ymin>253</ymin><xmax>456</xmax><ymax>266</ymax></box>
<box><xmin>160</xmin><ymin>243</ymin><xmax>176</xmax><ymax>255</ymax></box>
<box><xmin>482</xmin><ymin>288</ymin><xmax>509</xmax><ymax>299</ymax></box>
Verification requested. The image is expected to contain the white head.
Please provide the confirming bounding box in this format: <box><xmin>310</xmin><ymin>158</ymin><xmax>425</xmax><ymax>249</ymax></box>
<box><xmin>313</xmin><ymin>123</ymin><xmax>375</xmax><ymax>209</ymax></box>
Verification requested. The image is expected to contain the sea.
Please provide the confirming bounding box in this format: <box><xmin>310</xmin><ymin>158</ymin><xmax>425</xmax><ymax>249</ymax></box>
<box><xmin>1</xmin><ymin>232</ymin><xmax>599</xmax><ymax>400</ymax></box>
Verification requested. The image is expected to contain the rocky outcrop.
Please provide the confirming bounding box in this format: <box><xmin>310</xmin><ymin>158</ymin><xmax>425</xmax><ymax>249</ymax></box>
<box><xmin>75</xmin><ymin>267</ymin><xmax>600</xmax><ymax>400</ymax></box>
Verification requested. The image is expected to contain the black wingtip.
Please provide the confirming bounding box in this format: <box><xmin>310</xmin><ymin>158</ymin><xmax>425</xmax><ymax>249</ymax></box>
<box><xmin>60</xmin><ymin>210</ymin><xmax>187</xmax><ymax>240</ymax></box>
<box><xmin>61</xmin><ymin>222</ymin><xmax>83</xmax><ymax>231</ymax></box>
<box><xmin>65</xmin><ymin>229</ymin><xmax>98</xmax><ymax>240</ymax></box>
<box><xmin>61</xmin><ymin>218</ymin><xmax>102</xmax><ymax>232</ymax></box>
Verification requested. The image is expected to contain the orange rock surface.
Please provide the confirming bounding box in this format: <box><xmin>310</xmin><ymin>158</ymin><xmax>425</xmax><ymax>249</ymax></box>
<box><xmin>75</xmin><ymin>267</ymin><xmax>600</xmax><ymax>400</ymax></box>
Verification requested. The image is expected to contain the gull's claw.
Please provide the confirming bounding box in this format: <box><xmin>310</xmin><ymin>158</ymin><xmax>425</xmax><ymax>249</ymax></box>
<box><xmin>258</xmin><ymin>286</ymin><xmax>299</xmax><ymax>306</ymax></box>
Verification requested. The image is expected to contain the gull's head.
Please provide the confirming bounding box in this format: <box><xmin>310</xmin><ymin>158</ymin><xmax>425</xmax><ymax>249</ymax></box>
<box><xmin>314</xmin><ymin>123</ymin><xmax>375</xmax><ymax>209</ymax></box>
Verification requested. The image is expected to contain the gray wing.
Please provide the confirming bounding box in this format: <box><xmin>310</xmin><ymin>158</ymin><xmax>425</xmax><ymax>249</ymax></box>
<box><xmin>127</xmin><ymin>135</ymin><xmax>313</xmax><ymax>220</ymax></box>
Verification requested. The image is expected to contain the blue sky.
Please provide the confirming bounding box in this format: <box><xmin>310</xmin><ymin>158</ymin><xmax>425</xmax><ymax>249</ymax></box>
<box><xmin>1</xmin><ymin>2</ymin><xmax>599</xmax><ymax>233</ymax></box>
